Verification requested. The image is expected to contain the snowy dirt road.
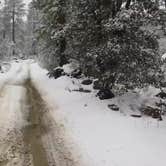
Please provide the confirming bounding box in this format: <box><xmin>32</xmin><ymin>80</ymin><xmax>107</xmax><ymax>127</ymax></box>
<box><xmin>0</xmin><ymin>64</ymin><xmax>80</xmax><ymax>166</ymax></box>
<box><xmin>1</xmin><ymin>61</ymin><xmax>166</xmax><ymax>166</ymax></box>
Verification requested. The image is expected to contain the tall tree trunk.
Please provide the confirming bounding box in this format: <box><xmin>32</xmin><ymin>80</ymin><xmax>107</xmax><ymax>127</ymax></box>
<box><xmin>111</xmin><ymin>0</ymin><xmax>123</xmax><ymax>17</ymax></box>
<box><xmin>32</xmin><ymin>9</ymin><xmax>36</xmax><ymax>55</ymax></box>
<box><xmin>165</xmin><ymin>0</ymin><xmax>166</xmax><ymax>8</ymax></box>
<box><xmin>3</xmin><ymin>30</ymin><xmax>6</xmax><ymax>39</ymax></box>
<box><xmin>12</xmin><ymin>2</ymin><xmax>15</xmax><ymax>55</ymax></box>
<box><xmin>116</xmin><ymin>0</ymin><xmax>123</xmax><ymax>12</ymax></box>
<box><xmin>3</xmin><ymin>0</ymin><xmax>7</xmax><ymax>39</ymax></box>
<box><xmin>12</xmin><ymin>5</ymin><xmax>15</xmax><ymax>43</ymax></box>
<box><xmin>155</xmin><ymin>0</ymin><xmax>159</xmax><ymax>8</ymax></box>
<box><xmin>111</xmin><ymin>0</ymin><xmax>116</xmax><ymax>18</ymax></box>
<box><xmin>125</xmin><ymin>0</ymin><xmax>131</xmax><ymax>9</ymax></box>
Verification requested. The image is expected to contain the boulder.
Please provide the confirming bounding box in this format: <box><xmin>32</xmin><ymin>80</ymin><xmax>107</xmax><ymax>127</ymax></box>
<box><xmin>142</xmin><ymin>106</ymin><xmax>162</xmax><ymax>120</ymax></box>
<box><xmin>97</xmin><ymin>89</ymin><xmax>115</xmax><ymax>100</ymax></box>
<box><xmin>152</xmin><ymin>111</ymin><xmax>161</xmax><ymax>119</ymax></box>
<box><xmin>81</xmin><ymin>79</ymin><xmax>93</xmax><ymax>85</ymax></box>
<box><xmin>47</xmin><ymin>68</ymin><xmax>64</xmax><ymax>79</ymax></box>
<box><xmin>93</xmin><ymin>80</ymin><xmax>102</xmax><ymax>90</ymax></box>
<box><xmin>160</xmin><ymin>82</ymin><xmax>166</xmax><ymax>88</ymax></box>
<box><xmin>156</xmin><ymin>91</ymin><xmax>166</xmax><ymax>99</ymax></box>
<box><xmin>71</xmin><ymin>69</ymin><xmax>82</xmax><ymax>78</ymax></box>
<box><xmin>73</xmin><ymin>88</ymin><xmax>91</xmax><ymax>93</ymax></box>
<box><xmin>108</xmin><ymin>104</ymin><xmax>119</xmax><ymax>111</ymax></box>
<box><xmin>155</xmin><ymin>102</ymin><xmax>166</xmax><ymax>108</ymax></box>
<box><xmin>130</xmin><ymin>114</ymin><xmax>142</xmax><ymax>118</ymax></box>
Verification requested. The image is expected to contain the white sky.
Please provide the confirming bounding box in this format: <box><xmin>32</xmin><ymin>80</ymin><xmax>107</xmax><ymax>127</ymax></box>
<box><xmin>0</xmin><ymin>0</ymin><xmax>31</xmax><ymax>21</ymax></box>
<box><xmin>0</xmin><ymin>0</ymin><xmax>32</xmax><ymax>9</ymax></box>
<box><xmin>24</xmin><ymin>0</ymin><xmax>32</xmax><ymax>21</ymax></box>
<box><xmin>24</xmin><ymin>0</ymin><xmax>32</xmax><ymax>9</ymax></box>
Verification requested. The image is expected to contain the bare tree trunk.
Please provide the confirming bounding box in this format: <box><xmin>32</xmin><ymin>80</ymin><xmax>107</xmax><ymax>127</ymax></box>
<box><xmin>111</xmin><ymin>0</ymin><xmax>123</xmax><ymax>17</ymax></box>
<box><xmin>116</xmin><ymin>0</ymin><xmax>123</xmax><ymax>12</ymax></box>
<box><xmin>3</xmin><ymin>30</ymin><xmax>6</xmax><ymax>39</ymax></box>
<box><xmin>12</xmin><ymin>5</ymin><xmax>15</xmax><ymax>43</ymax></box>
<box><xmin>2</xmin><ymin>0</ymin><xmax>7</xmax><ymax>39</ymax></box>
<box><xmin>12</xmin><ymin>2</ymin><xmax>15</xmax><ymax>55</ymax></box>
<box><xmin>111</xmin><ymin>0</ymin><xmax>116</xmax><ymax>18</ymax></box>
<box><xmin>125</xmin><ymin>0</ymin><xmax>131</xmax><ymax>9</ymax></box>
<box><xmin>155</xmin><ymin>0</ymin><xmax>159</xmax><ymax>8</ymax></box>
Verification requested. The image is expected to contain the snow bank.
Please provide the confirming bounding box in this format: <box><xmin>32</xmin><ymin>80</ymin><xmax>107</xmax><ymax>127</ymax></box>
<box><xmin>30</xmin><ymin>63</ymin><xmax>166</xmax><ymax>166</ymax></box>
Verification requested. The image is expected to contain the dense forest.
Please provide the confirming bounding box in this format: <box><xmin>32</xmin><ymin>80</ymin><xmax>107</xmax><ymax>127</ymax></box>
<box><xmin>0</xmin><ymin>1</ymin><xmax>166</xmax><ymax>165</ymax></box>
<box><xmin>0</xmin><ymin>0</ymin><xmax>166</xmax><ymax>91</ymax></box>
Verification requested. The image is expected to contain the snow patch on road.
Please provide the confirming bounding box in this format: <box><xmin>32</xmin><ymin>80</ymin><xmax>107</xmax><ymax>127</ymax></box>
<box><xmin>0</xmin><ymin>61</ymin><xmax>30</xmax><ymax>89</ymax></box>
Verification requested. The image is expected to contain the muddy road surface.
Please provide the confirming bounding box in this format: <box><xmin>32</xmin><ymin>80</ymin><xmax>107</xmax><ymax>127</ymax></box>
<box><xmin>0</xmin><ymin>78</ymin><xmax>79</xmax><ymax>166</ymax></box>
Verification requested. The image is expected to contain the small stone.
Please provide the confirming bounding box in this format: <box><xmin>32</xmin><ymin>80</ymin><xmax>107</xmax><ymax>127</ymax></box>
<box><xmin>47</xmin><ymin>68</ymin><xmax>64</xmax><ymax>79</ymax></box>
<box><xmin>71</xmin><ymin>69</ymin><xmax>82</xmax><ymax>78</ymax></box>
<box><xmin>93</xmin><ymin>80</ymin><xmax>102</xmax><ymax>90</ymax></box>
<box><xmin>156</xmin><ymin>91</ymin><xmax>166</xmax><ymax>99</ymax></box>
<box><xmin>97</xmin><ymin>89</ymin><xmax>115</xmax><ymax>100</ymax></box>
<box><xmin>130</xmin><ymin>114</ymin><xmax>142</xmax><ymax>118</ymax></box>
<box><xmin>108</xmin><ymin>104</ymin><xmax>119</xmax><ymax>111</ymax></box>
<box><xmin>81</xmin><ymin>79</ymin><xmax>93</xmax><ymax>85</ymax></box>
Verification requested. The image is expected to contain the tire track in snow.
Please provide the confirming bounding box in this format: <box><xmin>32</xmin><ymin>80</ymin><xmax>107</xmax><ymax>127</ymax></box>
<box><xmin>0</xmin><ymin>85</ymin><xmax>32</xmax><ymax>166</ymax></box>
<box><xmin>24</xmin><ymin>79</ymin><xmax>78</xmax><ymax>166</ymax></box>
<box><xmin>0</xmin><ymin>63</ymin><xmax>80</xmax><ymax>166</ymax></box>
<box><xmin>23</xmin><ymin>79</ymin><xmax>49</xmax><ymax>166</ymax></box>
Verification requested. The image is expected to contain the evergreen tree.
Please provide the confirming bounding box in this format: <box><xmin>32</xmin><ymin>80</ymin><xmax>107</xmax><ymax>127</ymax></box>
<box><xmin>25</xmin><ymin>1</ymin><xmax>39</xmax><ymax>58</ymax></box>
<box><xmin>0</xmin><ymin>0</ymin><xmax>26</xmax><ymax>58</ymax></box>
<box><xmin>98</xmin><ymin>6</ymin><xmax>161</xmax><ymax>88</ymax></box>
<box><xmin>32</xmin><ymin>0</ymin><xmax>68</xmax><ymax>68</ymax></box>
<box><xmin>33</xmin><ymin>0</ymin><xmax>162</xmax><ymax>89</ymax></box>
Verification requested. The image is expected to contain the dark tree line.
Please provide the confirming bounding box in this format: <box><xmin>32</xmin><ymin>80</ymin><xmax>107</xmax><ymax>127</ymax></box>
<box><xmin>29</xmin><ymin>0</ymin><xmax>166</xmax><ymax>89</ymax></box>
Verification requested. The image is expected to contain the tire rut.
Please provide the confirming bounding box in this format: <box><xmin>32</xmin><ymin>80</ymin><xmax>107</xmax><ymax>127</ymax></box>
<box><xmin>23</xmin><ymin>79</ymin><xmax>49</xmax><ymax>166</ymax></box>
<box><xmin>0</xmin><ymin>78</ymin><xmax>79</xmax><ymax>166</ymax></box>
<box><xmin>24</xmin><ymin>79</ymin><xmax>79</xmax><ymax>166</ymax></box>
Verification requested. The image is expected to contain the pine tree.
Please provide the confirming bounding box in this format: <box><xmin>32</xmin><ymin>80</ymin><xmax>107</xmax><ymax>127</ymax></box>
<box><xmin>4</xmin><ymin>0</ymin><xmax>26</xmax><ymax>57</ymax></box>
<box><xmin>33</xmin><ymin>0</ymin><xmax>68</xmax><ymax>68</ymax></box>
<box><xmin>33</xmin><ymin>0</ymin><xmax>162</xmax><ymax>89</ymax></box>
<box><xmin>25</xmin><ymin>1</ymin><xmax>39</xmax><ymax>57</ymax></box>
<box><xmin>97</xmin><ymin>4</ymin><xmax>161</xmax><ymax>88</ymax></box>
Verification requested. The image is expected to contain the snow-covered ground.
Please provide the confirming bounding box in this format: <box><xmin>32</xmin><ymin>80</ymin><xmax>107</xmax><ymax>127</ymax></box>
<box><xmin>0</xmin><ymin>61</ymin><xmax>29</xmax><ymax>88</ymax></box>
<box><xmin>0</xmin><ymin>60</ymin><xmax>165</xmax><ymax>166</ymax></box>
<box><xmin>0</xmin><ymin>60</ymin><xmax>87</xmax><ymax>165</ymax></box>
<box><xmin>30</xmin><ymin>63</ymin><xmax>166</xmax><ymax>166</ymax></box>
